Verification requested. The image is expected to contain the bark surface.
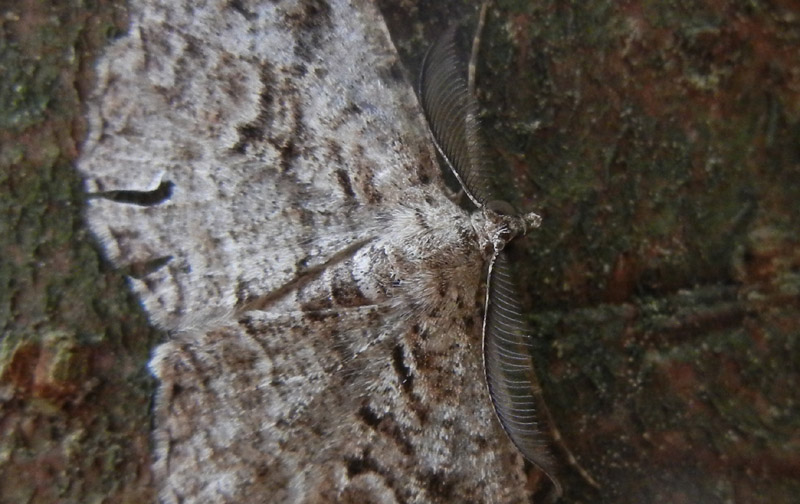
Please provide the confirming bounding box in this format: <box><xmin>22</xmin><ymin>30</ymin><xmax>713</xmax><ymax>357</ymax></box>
<box><xmin>2</xmin><ymin>1</ymin><xmax>798</xmax><ymax>503</ymax></box>
<box><xmin>380</xmin><ymin>1</ymin><xmax>800</xmax><ymax>502</ymax></box>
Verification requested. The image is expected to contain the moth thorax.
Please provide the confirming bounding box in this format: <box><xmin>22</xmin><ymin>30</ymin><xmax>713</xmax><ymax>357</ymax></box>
<box><xmin>347</xmin><ymin>199</ymin><xmax>481</xmax><ymax>305</ymax></box>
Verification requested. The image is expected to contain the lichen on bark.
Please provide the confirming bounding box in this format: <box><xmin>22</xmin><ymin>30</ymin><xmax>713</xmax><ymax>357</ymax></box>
<box><xmin>1</xmin><ymin>1</ymin><xmax>159</xmax><ymax>502</ymax></box>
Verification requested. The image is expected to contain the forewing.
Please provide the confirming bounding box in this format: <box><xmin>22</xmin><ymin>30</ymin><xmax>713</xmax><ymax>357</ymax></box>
<box><xmin>149</xmin><ymin>305</ymin><xmax>391</xmax><ymax>503</ymax></box>
<box><xmin>77</xmin><ymin>0</ymin><xmax>440</xmax><ymax>330</ymax></box>
<box><xmin>483</xmin><ymin>250</ymin><xmax>561</xmax><ymax>493</ymax></box>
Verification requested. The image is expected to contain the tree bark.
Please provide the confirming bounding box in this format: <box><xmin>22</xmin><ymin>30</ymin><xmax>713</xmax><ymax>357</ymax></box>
<box><xmin>1</xmin><ymin>1</ymin><xmax>798</xmax><ymax>503</ymax></box>
<box><xmin>380</xmin><ymin>1</ymin><xmax>800</xmax><ymax>502</ymax></box>
<box><xmin>1</xmin><ymin>2</ymin><xmax>158</xmax><ymax>502</ymax></box>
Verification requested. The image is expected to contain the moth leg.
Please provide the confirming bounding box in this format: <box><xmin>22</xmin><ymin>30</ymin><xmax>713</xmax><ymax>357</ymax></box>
<box><xmin>445</xmin><ymin>186</ymin><xmax>468</xmax><ymax>206</ymax></box>
<box><xmin>468</xmin><ymin>0</ymin><xmax>491</xmax><ymax>98</ymax></box>
<box><xmin>540</xmin><ymin>388</ymin><xmax>602</xmax><ymax>490</ymax></box>
<box><xmin>439</xmin><ymin>5</ymin><xmax>487</xmax><ymax>210</ymax></box>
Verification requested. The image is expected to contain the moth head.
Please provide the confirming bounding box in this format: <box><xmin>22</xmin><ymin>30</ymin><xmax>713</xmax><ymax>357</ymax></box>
<box><xmin>483</xmin><ymin>200</ymin><xmax>516</xmax><ymax>252</ymax></box>
<box><xmin>474</xmin><ymin>202</ymin><xmax>541</xmax><ymax>257</ymax></box>
<box><xmin>519</xmin><ymin>210</ymin><xmax>542</xmax><ymax>235</ymax></box>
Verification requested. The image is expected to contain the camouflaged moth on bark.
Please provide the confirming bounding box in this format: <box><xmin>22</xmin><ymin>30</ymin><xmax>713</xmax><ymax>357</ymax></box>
<box><xmin>419</xmin><ymin>23</ymin><xmax>560</xmax><ymax>490</ymax></box>
<box><xmin>77</xmin><ymin>0</ymin><xmax>559</xmax><ymax>502</ymax></box>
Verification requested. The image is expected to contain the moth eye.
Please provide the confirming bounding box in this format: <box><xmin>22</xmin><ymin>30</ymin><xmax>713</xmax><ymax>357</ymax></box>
<box><xmin>486</xmin><ymin>199</ymin><xmax>515</xmax><ymax>216</ymax></box>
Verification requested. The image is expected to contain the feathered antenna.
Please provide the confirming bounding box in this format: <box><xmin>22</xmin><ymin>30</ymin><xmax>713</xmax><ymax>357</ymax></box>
<box><xmin>483</xmin><ymin>251</ymin><xmax>561</xmax><ymax>495</ymax></box>
<box><xmin>419</xmin><ymin>24</ymin><xmax>495</xmax><ymax>208</ymax></box>
<box><xmin>419</xmin><ymin>14</ymin><xmax>563</xmax><ymax>497</ymax></box>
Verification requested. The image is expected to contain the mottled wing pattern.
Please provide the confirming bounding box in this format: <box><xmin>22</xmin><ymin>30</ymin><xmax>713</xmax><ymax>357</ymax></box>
<box><xmin>80</xmin><ymin>0</ymin><xmax>437</xmax><ymax>331</ymax></box>
<box><xmin>77</xmin><ymin>0</ymin><xmax>544</xmax><ymax>502</ymax></box>
<box><xmin>418</xmin><ymin>25</ymin><xmax>496</xmax><ymax>207</ymax></box>
<box><xmin>152</xmin><ymin>289</ymin><xmax>533</xmax><ymax>503</ymax></box>
<box><xmin>150</xmin><ymin>306</ymin><xmax>399</xmax><ymax>502</ymax></box>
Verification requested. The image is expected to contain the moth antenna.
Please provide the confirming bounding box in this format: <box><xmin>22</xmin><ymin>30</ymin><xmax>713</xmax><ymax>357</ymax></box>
<box><xmin>482</xmin><ymin>250</ymin><xmax>562</xmax><ymax>496</ymax></box>
<box><xmin>419</xmin><ymin>24</ymin><xmax>495</xmax><ymax>207</ymax></box>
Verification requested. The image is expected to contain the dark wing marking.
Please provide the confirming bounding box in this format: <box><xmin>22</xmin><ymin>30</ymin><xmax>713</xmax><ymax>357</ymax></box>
<box><xmin>419</xmin><ymin>25</ymin><xmax>494</xmax><ymax>207</ymax></box>
<box><xmin>483</xmin><ymin>250</ymin><xmax>562</xmax><ymax>495</ymax></box>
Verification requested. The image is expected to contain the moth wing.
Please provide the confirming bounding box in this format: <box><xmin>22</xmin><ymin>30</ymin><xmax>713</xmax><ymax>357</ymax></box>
<box><xmin>77</xmin><ymin>0</ymin><xmax>440</xmax><ymax>330</ymax></box>
<box><xmin>150</xmin><ymin>305</ymin><xmax>389</xmax><ymax>503</ymax></box>
<box><xmin>483</xmin><ymin>250</ymin><xmax>561</xmax><ymax>493</ymax></box>
<box><xmin>152</xmin><ymin>301</ymin><xmax>535</xmax><ymax>503</ymax></box>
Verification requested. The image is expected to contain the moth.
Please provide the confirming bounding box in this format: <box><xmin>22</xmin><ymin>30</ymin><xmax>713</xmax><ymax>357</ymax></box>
<box><xmin>78</xmin><ymin>0</ymin><xmax>559</xmax><ymax>502</ymax></box>
<box><xmin>419</xmin><ymin>23</ymin><xmax>559</xmax><ymax>490</ymax></box>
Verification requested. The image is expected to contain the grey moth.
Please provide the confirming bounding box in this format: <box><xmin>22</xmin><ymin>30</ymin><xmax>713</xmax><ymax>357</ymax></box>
<box><xmin>77</xmin><ymin>0</ymin><xmax>559</xmax><ymax>501</ymax></box>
